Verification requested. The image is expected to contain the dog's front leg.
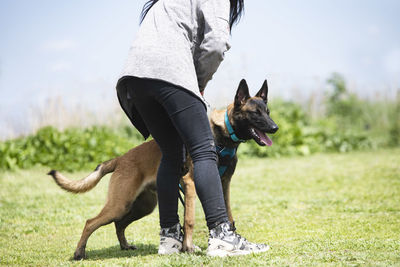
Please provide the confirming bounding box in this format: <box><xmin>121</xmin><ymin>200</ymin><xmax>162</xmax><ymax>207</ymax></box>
<box><xmin>182</xmin><ymin>172</ymin><xmax>196</xmax><ymax>253</ymax></box>
<box><xmin>221</xmin><ymin>177</ymin><xmax>234</xmax><ymax>224</ymax></box>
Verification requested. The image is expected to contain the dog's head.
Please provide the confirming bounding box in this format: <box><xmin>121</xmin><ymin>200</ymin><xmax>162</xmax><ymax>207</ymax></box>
<box><xmin>230</xmin><ymin>79</ymin><xmax>278</xmax><ymax>146</ymax></box>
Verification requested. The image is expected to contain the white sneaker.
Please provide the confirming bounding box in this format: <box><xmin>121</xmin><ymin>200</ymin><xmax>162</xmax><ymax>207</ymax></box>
<box><xmin>207</xmin><ymin>222</ymin><xmax>270</xmax><ymax>257</ymax></box>
<box><xmin>158</xmin><ymin>223</ymin><xmax>183</xmax><ymax>255</ymax></box>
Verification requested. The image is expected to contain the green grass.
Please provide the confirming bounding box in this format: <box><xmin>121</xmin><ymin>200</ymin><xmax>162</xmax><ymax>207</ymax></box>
<box><xmin>1</xmin><ymin>149</ymin><xmax>399</xmax><ymax>266</ymax></box>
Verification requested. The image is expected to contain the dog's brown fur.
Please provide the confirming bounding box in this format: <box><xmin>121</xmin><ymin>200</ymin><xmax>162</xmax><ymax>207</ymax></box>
<box><xmin>48</xmin><ymin>79</ymin><xmax>278</xmax><ymax>260</ymax></box>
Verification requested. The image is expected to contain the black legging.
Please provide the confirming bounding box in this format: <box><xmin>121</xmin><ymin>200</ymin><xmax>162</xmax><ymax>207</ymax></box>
<box><xmin>125</xmin><ymin>77</ymin><xmax>228</xmax><ymax>230</ymax></box>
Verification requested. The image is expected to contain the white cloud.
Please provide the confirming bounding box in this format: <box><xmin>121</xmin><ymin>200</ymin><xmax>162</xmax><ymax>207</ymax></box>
<box><xmin>42</xmin><ymin>39</ymin><xmax>78</xmax><ymax>51</ymax></box>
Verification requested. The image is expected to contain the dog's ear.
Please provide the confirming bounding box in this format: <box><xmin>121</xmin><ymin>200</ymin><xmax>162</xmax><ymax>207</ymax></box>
<box><xmin>234</xmin><ymin>79</ymin><xmax>250</xmax><ymax>108</ymax></box>
<box><xmin>255</xmin><ymin>79</ymin><xmax>268</xmax><ymax>103</ymax></box>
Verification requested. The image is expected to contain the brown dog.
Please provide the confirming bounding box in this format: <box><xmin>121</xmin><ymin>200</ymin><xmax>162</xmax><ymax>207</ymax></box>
<box><xmin>48</xmin><ymin>79</ymin><xmax>278</xmax><ymax>260</ymax></box>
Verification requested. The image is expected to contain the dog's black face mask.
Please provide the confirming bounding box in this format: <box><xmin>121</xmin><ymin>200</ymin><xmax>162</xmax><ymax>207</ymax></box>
<box><xmin>231</xmin><ymin>79</ymin><xmax>279</xmax><ymax>146</ymax></box>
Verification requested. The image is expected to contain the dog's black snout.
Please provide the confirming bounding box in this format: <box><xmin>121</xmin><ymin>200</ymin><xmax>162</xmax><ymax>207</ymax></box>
<box><xmin>270</xmin><ymin>124</ymin><xmax>279</xmax><ymax>133</ymax></box>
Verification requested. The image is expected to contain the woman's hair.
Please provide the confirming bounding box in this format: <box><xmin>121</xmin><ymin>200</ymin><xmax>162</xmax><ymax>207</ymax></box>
<box><xmin>140</xmin><ymin>0</ymin><xmax>244</xmax><ymax>29</ymax></box>
<box><xmin>229</xmin><ymin>0</ymin><xmax>244</xmax><ymax>29</ymax></box>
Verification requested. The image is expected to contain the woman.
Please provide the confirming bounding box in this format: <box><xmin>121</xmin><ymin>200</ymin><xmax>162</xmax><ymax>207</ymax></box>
<box><xmin>116</xmin><ymin>0</ymin><xmax>269</xmax><ymax>256</ymax></box>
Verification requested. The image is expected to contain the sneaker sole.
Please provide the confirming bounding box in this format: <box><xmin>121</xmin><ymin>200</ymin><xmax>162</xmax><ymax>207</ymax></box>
<box><xmin>207</xmin><ymin>245</ymin><xmax>270</xmax><ymax>257</ymax></box>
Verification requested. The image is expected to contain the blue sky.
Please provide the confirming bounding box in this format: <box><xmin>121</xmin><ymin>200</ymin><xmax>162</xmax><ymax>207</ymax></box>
<box><xmin>0</xmin><ymin>0</ymin><xmax>399</xmax><ymax>138</ymax></box>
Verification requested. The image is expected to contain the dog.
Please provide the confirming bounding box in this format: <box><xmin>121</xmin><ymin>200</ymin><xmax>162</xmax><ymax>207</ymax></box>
<box><xmin>48</xmin><ymin>79</ymin><xmax>278</xmax><ymax>260</ymax></box>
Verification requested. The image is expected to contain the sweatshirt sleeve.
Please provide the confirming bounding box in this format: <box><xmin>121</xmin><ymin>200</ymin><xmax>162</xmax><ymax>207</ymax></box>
<box><xmin>196</xmin><ymin>0</ymin><xmax>231</xmax><ymax>92</ymax></box>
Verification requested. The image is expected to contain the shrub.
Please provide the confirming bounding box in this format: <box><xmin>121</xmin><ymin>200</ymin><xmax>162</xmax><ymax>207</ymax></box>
<box><xmin>0</xmin><ymin>126</ymin><xmax>142</xmax><ymax>172</ymax></box>
<box><xmin>238</xmin><ymin>99</ymin><xmax>374</xmax><ymax>158</ymax></box>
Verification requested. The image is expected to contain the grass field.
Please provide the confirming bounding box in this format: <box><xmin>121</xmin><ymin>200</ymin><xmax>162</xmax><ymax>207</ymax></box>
<box><xmin>0</xmin><ymin>149</ymin><xmax>399</xmax><ymax>266</ymax></box>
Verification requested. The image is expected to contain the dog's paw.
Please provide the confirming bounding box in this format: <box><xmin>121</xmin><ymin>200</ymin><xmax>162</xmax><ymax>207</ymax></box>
<box><xmin>121</xmin><ymin>244</ymin><xmax>137</xmax><ymax>250</ymax></box>
<box><xmin>73</xmin><ymin>252</ymin><xmax>85</xmax><ymax>261</ymax></box>
<box><xmin>182</xmin><ymin>244</ymin><xmax>201</xmax><ymax>253</ymax></box>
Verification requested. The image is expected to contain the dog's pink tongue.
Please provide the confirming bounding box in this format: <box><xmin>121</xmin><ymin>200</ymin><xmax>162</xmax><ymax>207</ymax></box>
<box><xmin>255</xmin><ymin>129</ymin><xmax>273</xmax><ymax>146</ymax></box>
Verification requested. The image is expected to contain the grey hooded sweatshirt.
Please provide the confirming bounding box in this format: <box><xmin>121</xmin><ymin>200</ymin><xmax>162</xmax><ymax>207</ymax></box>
<box><xmin>117</xmin><ymin>0</ymin><xmax>231</xmax><ymax>101</ymax></box>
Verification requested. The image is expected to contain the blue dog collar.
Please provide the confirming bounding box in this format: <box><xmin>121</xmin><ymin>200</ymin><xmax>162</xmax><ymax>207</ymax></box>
<box><xmin>225</xmin><ymin>110</ymin><xmax>245</xmax><ymax>143</ymax></box>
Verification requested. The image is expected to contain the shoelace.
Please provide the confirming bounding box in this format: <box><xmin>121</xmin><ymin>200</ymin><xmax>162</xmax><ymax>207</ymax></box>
<box><xmin>225</xmin><ymin>229</ymin><xmax>248</xmax><ymax>246</ymax></box>
<box><xmin>231</xmin><ymin>231</ymin><xmax>265</xmax><ymax>249</ymax></box>
<box><xmin>223</xmin><ymin>226</ymin><xmax>267</xmax><ymax>250</ymax></box>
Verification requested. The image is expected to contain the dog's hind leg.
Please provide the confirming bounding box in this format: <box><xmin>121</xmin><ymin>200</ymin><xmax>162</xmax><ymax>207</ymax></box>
<box><xmin>73</xmin><ymin>203</ymin><xmax>128</xmax><ymax>260</ymax></box>
<box><xmin>73</xmin><ymin>171</ymin><xmax>145</xmax><ymax>260</ymax></box>
<box><xmin>114</xmin><ymin>185</ymin><xmax>158</xmax><ymax>250</ymax></box>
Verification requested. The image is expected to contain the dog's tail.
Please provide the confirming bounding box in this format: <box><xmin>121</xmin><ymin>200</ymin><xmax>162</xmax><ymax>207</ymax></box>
<box><xmin>47</xmin><ymin>158</ymin><xmax>118</xmax><ymax>194</ymax></box>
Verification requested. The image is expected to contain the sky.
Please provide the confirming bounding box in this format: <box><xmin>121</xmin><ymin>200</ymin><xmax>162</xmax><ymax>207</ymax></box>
<box><xmin>0</xmin><ymin>0</ymin><xmax>400</xmax><ymax>138</ymax></box>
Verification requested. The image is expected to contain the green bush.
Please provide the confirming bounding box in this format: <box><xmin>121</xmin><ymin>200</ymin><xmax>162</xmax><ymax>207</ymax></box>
<box><xmin>0</xmin><ymin>102</ymin><xmax>379</xmax><ymax>171</ymax></box>
<box><xmin>388</xmin><ymin>93</ymin><xmax>400</xmax><ymax>146</ymax></box>
<box><xmin>0</xmin><ymin>126</ymin><xmax>142</xmax><ymax>172</ymax></box>
<box><xmin>238</xmin><ymin>100</ymin><xmax>374</xmax><ymax>158</ymax></box>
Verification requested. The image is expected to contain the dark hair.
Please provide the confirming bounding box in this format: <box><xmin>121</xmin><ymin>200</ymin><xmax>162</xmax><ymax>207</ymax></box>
<box><xmin>229</xmin><ymin>0</ymin><xmax>244</xmax><ymax>29</ymax></box>
<box><xmin>140</xmin><ymin>0</ymin><xmax>158</xmax><ymax>24</ymax></box>
<box><xmin>140</xmin><ymin>0</ymin><xmax>245</xmax><ymax>30</ymax></box>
